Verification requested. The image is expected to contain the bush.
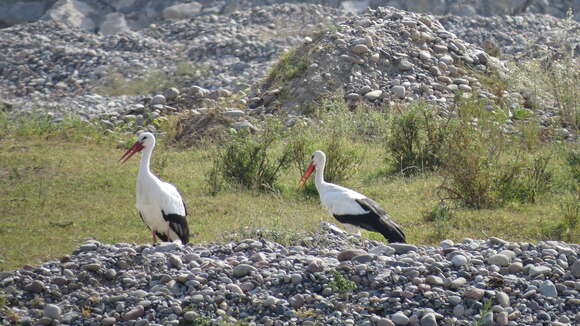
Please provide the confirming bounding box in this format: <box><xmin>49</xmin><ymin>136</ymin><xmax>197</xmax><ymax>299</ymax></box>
<box><xmin>287</xmin><ymin>106</ymin><xmax>364</xmax><ymax>191</ymax></box>
<box><xmin>386</xmin><ymin>102</ymin><xmax>449</xmax><ymax>176</ymax></box>
<box><xmin>495</xmin><ymin>154</ymin><xmax>552</xmax><ymax>205</ymax></box>
<box><xmin>567</xmin><ymin>150</ymin><xmax>580</xmax><ymax>185</ymax></box>
<box><xmin>424</xmin><ymin>202</ymin><xmax>454</xmax><ymax>242</ymax></box>
<box><xmin>207</xmin><ymin>126</ymin><xmax>291</xmax><ymax>194</ymax></box>
<box><xmin>438</xmin><ymin>99</ymin><xmax>554</xmax><ymax>208</ymax></box>
<box><xmin>541</xmin><ymin>196</ymin><xmax>579</xmax><ymax>242</ymax></box>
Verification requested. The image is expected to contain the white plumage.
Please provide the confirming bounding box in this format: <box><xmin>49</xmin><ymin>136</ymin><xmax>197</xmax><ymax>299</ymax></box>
<box><xmin>299</xmin><ymin>150</ymin><xmax>406</xmax><ymax>243</ymax></box>
<box><xmin>120</xmin><ymin>132</ymin><xmax>190</xmax><ymax>244</ymax></box>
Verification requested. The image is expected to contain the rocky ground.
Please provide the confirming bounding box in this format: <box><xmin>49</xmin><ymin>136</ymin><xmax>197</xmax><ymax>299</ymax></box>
<box><xmin>1</xmin><ymin>223</ymin><xmax>579</xmax><ymax>325</ymax></box>
<box><xmin>1</xmin><ymin>2</ymin><xmax>577</xmax><ymax>141</ymax></box>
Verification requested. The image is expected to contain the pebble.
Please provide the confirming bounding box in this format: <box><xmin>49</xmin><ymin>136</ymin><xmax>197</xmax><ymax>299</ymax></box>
<box><xmin>337</xmin><ymin>248</ymin><xmax>367</xmax><ymax>261</ymax></box>
<box><xmin>24</xmin><ymin>280</ymin><xmax>45</xmax><ymax>293</ymax></box>
<box><xmin>233</xmin><ymin>263</ymin><xmax>256</xmax><ymax>277</ymax></box>
<box><xmin>364</xmin><ymin>90</ymin><xmax>382</xmax><ymax>101</ymax></box>
<box><xmin>464</xmin><ymin>287</ymin><xmax>485</xmax><ymax>300</ymax></box>
<box><xmin>529</xmin><ymin>265</ymin><xmax>552</xmax><ymax>277</ymax></box>
<box><xmin>496</xmin><ymin>291</ymin><xmax>510</xmax><ymax>307</ymax></box>
<box><xmin>388</xmin><ymin>243</ymin><xmax>418</xmax><ymax>254</ymax></box>
<box><xmin>539</xmin><ymin>280</ymin><xmax>558</xmax><ymax>297</ymax></box>
<box><xmin>420</xmin><ymin>313</ymin><xmax>437</xmax><ymax>326</ymax></box>
<box><xmin>392</xmin><ymin>85</ymin><xmax>406</xmax><ymax>99</ymax></box>
<box><xmin>451</xmin><ymin>254</ymin><xmax>468</xmax><ymax>267</ymax></box>
<box><xmin>571</xmin><ymin>260</ymin><xmax>580</xmax><ymax>278</ymax></box>
<box><xmin>150</xmin><ymin>95</ymin><xmax>166</xmax><ymax>106</ymax></box>
<box><xmin>391</xmin><ymin>312</ymin><xmax>409</xmax><ymax>325</ymax></box>
<box><xmin>44</xmin><ymin>304</ymin><xmax>61</xmax><ymax>320</ymax></box>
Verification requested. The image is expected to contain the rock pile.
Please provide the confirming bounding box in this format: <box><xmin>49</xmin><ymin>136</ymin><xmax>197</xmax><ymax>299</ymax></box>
<box><xmin>253</xmin><ymin>6</ymin><xmax>503</xmax><ymax>113</ymax></box>
<box><xmin>1</xmin><ymin>222</ymin><xmax>578</xmax><ymax>325</ymax></box>
<box><xmin>0</xmin><ymin>3</ymin><xmax>344</xmax><ymax>120</ymax></box>
<box><xmin>1</xmin><ymin>0</ymin><xmax>579</xmax><ymax>32</ymax></box>
<box><xmin>440</xmin><ymin>13</ymin><xmax>580</xmax><ymax>60</ymax></box>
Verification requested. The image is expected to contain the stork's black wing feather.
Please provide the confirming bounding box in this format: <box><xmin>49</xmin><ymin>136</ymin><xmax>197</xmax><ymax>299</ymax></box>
<box><xmin>161</xmin><ymin>210</ymin><xmax>190</xmax><ymax>244</ymax></box>
<box><xmin>354</xmin><ymin>198</ymin><xmax>406</xmax><ymax>243</ymax></box>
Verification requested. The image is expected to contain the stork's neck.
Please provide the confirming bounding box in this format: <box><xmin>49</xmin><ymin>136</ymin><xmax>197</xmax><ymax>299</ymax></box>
<box><xmin>138</xmin><ymin>144</ymin><xmax>154</xmax><ymax>178</ymax></box>
<box><xmin>314</xmin><ymin>160</ymin><xmax>327</xmax><ymax>190</ymax></box>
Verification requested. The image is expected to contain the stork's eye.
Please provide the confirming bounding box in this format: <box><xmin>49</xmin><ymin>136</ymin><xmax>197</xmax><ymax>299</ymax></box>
<box><xmin>311</xmin><ymin>155</ymin><xmax>314</xmax><ymax>160</ymax></box>
<box><xmin>142</xmin><ymin>136</ymin><xmax>147</xmax><ymax>140</ymax></box>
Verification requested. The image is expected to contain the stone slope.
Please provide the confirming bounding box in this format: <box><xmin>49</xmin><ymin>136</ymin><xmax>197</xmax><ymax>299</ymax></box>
<box><xmin>252</xmin><ymin>6</ymin><xmax>503</xmax><ymax>114</ymax></box>
<box><xmin>1</xmin><ymin>223</ymin><xmax>578</xmax><ymax>325</ymax></box>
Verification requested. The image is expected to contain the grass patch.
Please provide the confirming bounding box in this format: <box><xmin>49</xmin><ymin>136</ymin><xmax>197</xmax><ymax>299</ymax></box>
<box><xmin>328</xmin><ymin>269</ymin><xmax>357</xmax><ymax>294</ymax></box>
<box><xmin>92</xmin><ymin>61</ymin><xmax>210</xmax><ymax>97</ymax></box>
<box><xmin>0</xmin><ymin>99</ymin><xmax>578</xmax><ymax>271</ymax></box>
<box><xmin>263</xmin><ymin>47</ymin><xmax>309</xmax><ymax>88</ymax></box>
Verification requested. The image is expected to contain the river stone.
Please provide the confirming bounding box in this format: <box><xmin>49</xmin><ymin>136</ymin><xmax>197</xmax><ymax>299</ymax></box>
<box><xmin>420</xmin><ymin>313</ymin><xmax>437</xmax><ymax>326</ymax></box>
<box><xmin>338</xmin><ymin>249</ymin><xmax>367</xmax><ymax>261</ymax></box>
<box><xmin>44</xmin><ymin>304</ymin><xmax>61</xmax><ymax>320</ymax></box>
<box><xmin>392</xmin><ymin>85</ymin><xmax>406</xmax><ymax>99</ymax></box>
<box><xmin>387</xmin><ymin>243</ymin><xmax>418</xmax><ymax>254</ymax></box>
<box><xmin>571</xmin><ymin>260</ymin><xmax>580</xmax><ymax>278</ymax></box>
<box><xmin>452</xmin><ymin>255</ymin><xmax>468</xmax><ymax>267</ymax></box>
<box><xmin>487</xmin><ymin>254</ymin><xmax>510</xmax><ymax>266</ymax></box>
<box><xmin>352</xmin><ymin>44</ymin><xmax>370</xmax><ymax>54</ymax></box>
<box><xmin>123</xmin><ymin>305</ymin><xmax>144</xmax><ymax>320</ymax></box>
<box><xmin>529</xmin><ymin>265</ymin><xmax>552</xmax><ymax>277</ymax></box>
<box><xmin>391</xmin><ymin>311</ymin><xmax>409</xmax><ymax>325</ymax></box>
<box><xmin>150</xmin><ymin>95</ymin><xmax>166</xmax><ymax>106</ymax></box>
<box><xmin>539</xmin><ymin>280</ymin><xmax>558</xmax><ymax>297</ymax></box>
<box><xmin>464</xmin><ymin>287</ymin><xmax>485</xmax><ymax>300</ymax></box>
<box><xmin>233</xmin><ymin>264</ymin><xmax>256</xmax><ymax>277</ymax></box>
<box><xmin>364</xmin><ymin>90</ymin><xmax>383</xmax><ymax>100</ymax></box>
<box><xmin>163</xmin><ymin>2</ymin><xmax>202</xmax><ymax>20</ymax></box>
<box><xmin>496</xmin><ymin>291</ymin><xmax>510</xmax><ymax>307</ymax></box>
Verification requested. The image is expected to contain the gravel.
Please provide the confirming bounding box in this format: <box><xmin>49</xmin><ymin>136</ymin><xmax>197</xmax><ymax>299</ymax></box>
<box><xmin>1</xmin><ymin>222</ymin><xmax>578</xmax><ymax>325</ymax></box>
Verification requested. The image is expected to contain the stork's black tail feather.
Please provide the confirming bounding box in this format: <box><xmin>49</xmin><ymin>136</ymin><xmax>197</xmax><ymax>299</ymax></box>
<box><xmin>378</xmin><ymin>219</ymin><xmax>406</xmax><ymax>243</ymax></box>
<box><xmin>161</xmin><ymin>210</ymin><xmax>190</xmax><ymax>244</ymax></box>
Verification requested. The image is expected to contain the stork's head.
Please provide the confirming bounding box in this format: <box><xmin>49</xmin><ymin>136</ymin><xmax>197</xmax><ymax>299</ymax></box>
<box><xmin>298</xmin><ymin>150</ymin><xmax>326</xmax><ymax>187</ymax></box>
<box><xmin>119</xmin><ymin>132</ymin><xmax>156</xmax><ymax>164</ymax></box>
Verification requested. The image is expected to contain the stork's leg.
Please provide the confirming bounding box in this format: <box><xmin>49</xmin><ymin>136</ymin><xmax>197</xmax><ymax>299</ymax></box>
<box><xmin>152</xmin><ymin>231</ymin><xmax>157</xmax><ymax>244</ymax></box>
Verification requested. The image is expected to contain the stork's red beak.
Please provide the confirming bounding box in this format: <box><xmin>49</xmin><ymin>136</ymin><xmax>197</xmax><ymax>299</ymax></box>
<box><xmin>119</xmin><ymin>141</ymin><xmax>144</xmax><ymax>164</ymax></box>
<box><xmin>298</xmin><ymin>163</ymin><xmax>315</xmax><ymax>188</ymax></box>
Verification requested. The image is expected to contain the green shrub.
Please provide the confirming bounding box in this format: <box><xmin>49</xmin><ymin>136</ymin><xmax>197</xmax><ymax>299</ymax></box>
<box><xmin>207</xmin><ymin>126</ymin><xmax>291</xmax><ymax>193</ymax></box>
<box><xmin>438</xmin><ymin>100</ymin><xmax>507</xmax><ymax>209</ymax></box>
<box><xmin>541</xmin><ymin>196</ymin><xmax>579</xmax><ymax>242</ymax></box>
<box><xmin>328</xmin><ymin>270</ymin><xmax>357</xmax><ymax>294</ymax></box>
<box><xmin>287</xmin><ymin>123</ymin><xmax>363</xmax><ymax>190</ymax></box>
<box><xmin>386</xmin><ymin>102</ymin><xmax>449</xmax><ymax>176</ymax></box>
<box><xmin>566</xmin><ymin>150</ymin><xmax>580</xmax><ymax>185</ymax></box>
<box><xmin>495</xmin><ymin>154</ymin><xmax>552</xmax><ymax>205</ymax></box>
<box><xmin>424</xmin><ymin>202</ymin><xmax>454</xmax><ymax>242</ymax></box>
<box><xmin>439</xmin><ymin>99</ymin><xmax>555</xmax><ymax>208</ymax></box>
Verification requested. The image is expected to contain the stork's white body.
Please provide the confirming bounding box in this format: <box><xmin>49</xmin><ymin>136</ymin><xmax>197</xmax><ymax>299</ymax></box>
<box><xmin>122</xmin><ymin>132</ymin><xmax>190</xmax><ymax>244</ymax></box>
<box><xmin>317</xmin><ymin>182</ymin><xmax>367</xmax><ymax>216</ymax></box>
<box><xmin>136</xmin><ymin>170</ymin><xmax>186</xmax><ymax>242</ymax></box>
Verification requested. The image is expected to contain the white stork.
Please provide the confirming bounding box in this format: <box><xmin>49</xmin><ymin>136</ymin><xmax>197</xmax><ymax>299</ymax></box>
<box><xmin>299</xmin><ymin>150</ymin><xmax>406</xmax><ymax>243</ymax></box>
<box><xmin>120</xmin><ymin>132</ymin><xmax>190</xmax><ymax>244</ymax></box>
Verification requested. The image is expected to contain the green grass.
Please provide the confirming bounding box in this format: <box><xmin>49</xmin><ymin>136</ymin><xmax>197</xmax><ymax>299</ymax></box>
<box><xmin>263</xmin><ymin>47</ymin><xmax>309</xmax><ymax>88</ymax></box>
<box><xmin>0</xmin><ymin>104</ymin><xmax>578</xmax><ymax>271</ymax></box>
